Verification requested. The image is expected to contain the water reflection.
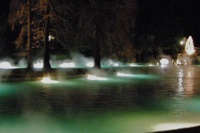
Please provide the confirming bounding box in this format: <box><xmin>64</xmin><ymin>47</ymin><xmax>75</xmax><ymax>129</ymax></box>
<box><xmin>177</xmin><ymin>68</ymin><xmax>184</xmax><ymax>92</ymax></box>
<box><xmin>169</xmin><ymin>66</ymin><xmax>198</xmax><ymax>124</ymax></box>
<box><xmin>174</xmin><ymin>75</ymin><xmax>185</xmax><ymax>120</ymax></box>
<box><xmin>176</xmin><ymin>66</ymin><xmax>195</xmax><ymax>96</ymax></box>
<box><xmin>0</xmin><ymin>66</ymin><xmax>200</xmax><ymax>132</ymax></box>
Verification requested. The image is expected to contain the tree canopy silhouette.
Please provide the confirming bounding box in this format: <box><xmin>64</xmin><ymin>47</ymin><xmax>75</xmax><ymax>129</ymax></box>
<box><xmin>8</xmin><ymin>0</ymin><xmax>138</xmax><ymax>69</ymax></box>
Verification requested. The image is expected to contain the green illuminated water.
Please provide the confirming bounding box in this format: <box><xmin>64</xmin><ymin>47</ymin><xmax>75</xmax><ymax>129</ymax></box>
<box><xmin>1</xmin><ymin>65</ymin><xmax>200</xmax><ymax>132</ymax></box>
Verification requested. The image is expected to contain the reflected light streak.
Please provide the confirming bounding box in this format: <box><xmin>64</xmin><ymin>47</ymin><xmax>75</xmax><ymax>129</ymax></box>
<box><xmin>178</xmin><ymin>78</ymin><xmax>184</xmax><ymax>92</ymax></box>
<box><xmin>153</xmin><ymin>123</ymin><xmax>200</xmax><ymax>132</ymax></box>
<box><xmin>148</xmin><ymin>64</ymin><xmax>154</xmax><ymax>66</ymax></box>
<box><xmin>177</xmin><ymin>69</ymin><xmax>184</xmax><ymax>92</ymax></box>
<box><xmin>116</xmin><ymin>72</ymin><xmax>157</xmax><ymax>79</ymax></box>
<box><xmin>129</xmin><ymin>63</ymin><xmax>155</xmax><ymax>67</ymax></box>
<box><xmin>87</xmin><ymin>75</ymin><xmax>107</xmax><ymax>81</ymax></box>
<box><xmin>41</xmin><ymin>77</ymin><xmax>59</xmax><ymax>84</ymax></box>
<box><xmin>116</xmin><ymin>72</ymin><xmax>135</xmax><ymax>77</ymax></box>
<box><xmin>129</xmin><ymin>63</ymin><xmax>138</xmax><ymax>67</ymax></box>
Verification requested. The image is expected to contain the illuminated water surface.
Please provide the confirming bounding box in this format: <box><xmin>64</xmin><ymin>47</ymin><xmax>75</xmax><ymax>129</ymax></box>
<box><xmin>1</xmin><ymin>65</ymin><xmax>200</xmax><ymax>132</ymax></box>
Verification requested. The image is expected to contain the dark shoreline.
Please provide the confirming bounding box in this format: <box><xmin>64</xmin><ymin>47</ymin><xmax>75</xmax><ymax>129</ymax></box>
<box><xmin>0</xmin><ymin>68</ymin><xmax>88</xmax><ymax>82</ymax></box>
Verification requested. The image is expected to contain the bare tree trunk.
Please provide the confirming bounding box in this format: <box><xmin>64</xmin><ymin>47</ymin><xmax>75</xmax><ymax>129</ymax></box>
<box><xmin>93</xmin><ymin>4</ymin><xmax>101</xmax><ymax>69</ymax></box>
<box><xmin>94</xmin><ymin>35</ymin><xmax>101</xmax><ymax>68</ymax></box>
<box><xmin>27</xmin><ymin>0</ymin><xmax>33</xmax><ymax>70</ymax></box>
<box><xmin>43</xmin><ymin>0</ymin><xmax>51</xmax><ymax>71</ymax></box>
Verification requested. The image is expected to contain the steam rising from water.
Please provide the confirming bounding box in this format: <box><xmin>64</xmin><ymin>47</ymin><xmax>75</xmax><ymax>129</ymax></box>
<box><xmin>0</xmin><ymin>53</ymin><xmax>125</xmax><ymax>70</ymax></box>
<box><xmin>34</xmin><ymin>61</ymin><xmax>43</xmax><ymax>68</ymax></box>
<box><xmin>56</xmin><ymin>53</ymin><xmax>123</xmax><ymax>68</ymax></box>
<box><xmin>0</xmin><ymin>62</ymin><xmax>16</xmax><ymax>69</ymax></box>
<box><xmin>0</xmin><ymin>60</ymin><xmax>14</xmax><ymax>81</ymax></box>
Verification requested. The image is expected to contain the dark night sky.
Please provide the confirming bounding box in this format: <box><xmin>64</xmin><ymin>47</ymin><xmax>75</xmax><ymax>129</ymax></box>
<box><xmin>1</xmin><ymin>0</ymin><xmax>200</xmax><ymax>47</ymax></box>
<box><xmin>136</xmin><ymin>0</ymin><xmax>200</xmax><ymax>46</ymax></box>
<box><xmin>0</xmin><ymin>1</ymin><xmax>10</xmax><ymax>16</ymax></box>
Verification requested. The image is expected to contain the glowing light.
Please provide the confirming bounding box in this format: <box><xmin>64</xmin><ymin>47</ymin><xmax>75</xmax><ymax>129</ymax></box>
<box><xmin>148</xmin><ymin>64</ymin><xmax>154</xmax><ymax>66</ymax></box>
<box><xmin>129</xmin><ymin>63</ymin><xmax>137</xmax><ymax>67</ymax></box>
<box><xmin>176</xmin><ymin>59</ymin><xmax>182</xmax><ymax>65</ymax></box>
<box><xmin>86</xmin><ymin>62</ymin><xmax>94</xmax><ymax>67</ymax></box>
<box><xmin>160</xmin><ymin>58</ymin><xmax>169</xmax><ymax>65</ymax></box>
<box><xmin>161</xmin><ymin>65</ymin><xmax>167</xmax><ymax>68</ymax></box>
<box><xmin>114</xmin><ymin>63</ymin><xmax>119</xmax><ymax>67</ymax></box>
<box><xmin>87</xmin><ymin>75</ymin><xmax>107</xmax><ymax>81</ymax></box>
<box><xmin>160</xmin><ymin>58</ymin><xmax>169</xmax><ymax>68</ymax></box>
<box><xmin>116</xmin><ymin>72</ymin><xmax>135</xmax><ymax>77</ymax></box>
<box><xmin>116</xmin><ymin>72</ymin><xmax>157</xmax><ymax>79</ymax></box>
<box><xmin>185</xmin><ymin>36</ymin><xmax>195</xmax><ymax>55</ymax></box>
<box><xmin>48</xmin><ymin>35</ymin><xmax>55</xmax><ymax>41</ymax></box>
<box><xmin>34</xmin><ymin>62</ymin><xmax>43</xmax><ymax>68</ymax></box>
<box><xmin>129</xmin><ymin>63</ymin><xmax>155</xmax><ymax>67</ymax></box>
<box><xmin>41</xmin><ymin>77</ymin><xmax>59</xmax><ymax>84</ymax></box>
<box><xmin>153</xmin><ymin>123</ymin><xmax>199</xmax><ymax>132</ymax></box>
<box><xmin>180</xmin><ymin>41</ymin><xmax>184</xmax><ymax>45</ymax></box>
<box><xmin>177</xmin><ymin>68</ymin><xmax>184</xmax><ymax>92</ymax></box>
<box><xmin>107</xmin><ymin>59</ymin><xmax>120</xmax><ymax>67</ymax></box>
<box><xmin>0</xmin><ymin>61</ymin><xmax>16</xmax><ymax>69</ymax></box>
<box><xmin>59</xmin><ymin>62</ymin><xmax>75</xmax><ymax>68</ymax></box>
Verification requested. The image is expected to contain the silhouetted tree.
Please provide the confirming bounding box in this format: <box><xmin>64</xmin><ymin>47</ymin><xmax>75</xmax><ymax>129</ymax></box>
<box><xmin>8</xmin><ymin>0</ymin><xmax>34</xmax><ymax>69</ymax></box>
<box><xmin>43</xmin><ymin>0</ymin><xmax>51</xmax><ymax>70</ymax></box>
<box><xmin>9</xmin><ymin>0</ymin><xmax>138</xmax><ymax>70</ymax></box>
<box><xmin>8</xmin><ymin>0</ymin><xmax>77</xmax><ymax>70</ymax></box>
<box><xmin>27</xmin><ymin>0</ymin><xmax>33</xmax><ymax>69</ymax></box>
<box><xmin>76</xmin><ymin>0</ymin><xmax>138</xmax><ymax>68</ymax></box>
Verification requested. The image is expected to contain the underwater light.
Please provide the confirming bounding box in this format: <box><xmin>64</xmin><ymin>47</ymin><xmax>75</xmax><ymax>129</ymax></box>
<box><xmin>153</xmin><ymin>123</ymin><xmax>200</xmax><ymax>132</ymax></box>
<box><xmin>87</xmin><ymin>75</ymin><xmax>107</xmax><ymax>81</ymax></box>
<box><xmin>41</xmin><ymin>77</ymin><xmax>59</xmax><ymax>84</ymax></box>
